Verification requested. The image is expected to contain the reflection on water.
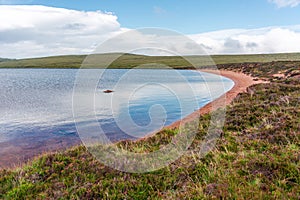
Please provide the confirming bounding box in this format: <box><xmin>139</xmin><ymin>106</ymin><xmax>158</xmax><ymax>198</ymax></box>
<box><xmin>0</xmin><ymin>69</ymin><xmax>234</xmax><ymax>167</ymax></box>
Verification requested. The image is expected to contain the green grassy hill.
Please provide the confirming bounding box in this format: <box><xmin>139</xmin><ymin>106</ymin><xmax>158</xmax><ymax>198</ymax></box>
<box><xmin>0</xmin><ymin>52</ymin><xmax>300</xmax><ymax>69</ymax></box>
<box><xmin>0</xmin><ymin>61</ymin><xmax>299</xmax><ymax>199</ymax></box>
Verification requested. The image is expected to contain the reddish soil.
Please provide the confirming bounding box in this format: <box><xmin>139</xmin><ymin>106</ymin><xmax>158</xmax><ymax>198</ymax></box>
<box><xmin>0</xmin><ymin>69</ymin><xmax>267</xmax><ymax>169</ymax></box>
<box><xmin>165</xmin><ymin>70</ymin><xmax>267</xmax><ymax>129</ymax></box>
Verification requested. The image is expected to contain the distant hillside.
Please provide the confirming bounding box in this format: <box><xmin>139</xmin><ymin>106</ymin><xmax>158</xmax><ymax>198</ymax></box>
<box><xmin>0</xmin><ymin>53</ymin><xmax>300</xmax><ymax>69</ymax></box>
<box><xmin>0</xmin><ymin>58</ymin><xmax>13</xmax><ymax>62</ymax></box>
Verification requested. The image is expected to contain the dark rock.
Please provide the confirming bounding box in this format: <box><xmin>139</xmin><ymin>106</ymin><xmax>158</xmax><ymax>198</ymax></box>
<box><xmin>103</xmin><ymin>90</ymin><xmax>114</xmax><ymax>93</ymax></box>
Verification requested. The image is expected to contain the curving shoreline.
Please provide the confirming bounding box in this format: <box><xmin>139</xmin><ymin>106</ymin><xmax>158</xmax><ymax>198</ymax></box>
<box><xmin>0</xmin><ymin>69</ymin><xmax>266</xmax><ymax>169</ymax></box>
<box><xmin>2</xmin><ymin>61</ymin><xmax>298</xmax><ymax>198</ymax></box>
<box><xmin>165</xmin><ymin>69</ymin><xmax>267</xmax><ymax>130</ymax></box>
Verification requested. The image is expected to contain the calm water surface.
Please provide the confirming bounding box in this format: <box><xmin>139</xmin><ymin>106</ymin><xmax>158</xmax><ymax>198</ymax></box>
<box><xmin>0</xmin><ymin>69</ymin><xmax>234</xmax><ymax>166</ymax></box>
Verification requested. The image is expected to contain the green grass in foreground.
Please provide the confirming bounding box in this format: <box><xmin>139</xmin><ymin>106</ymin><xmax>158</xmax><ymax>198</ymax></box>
<box><xmin>1</xmin><ymin>52</ymin><xmax>300</xmax><ymax>68</ymax></box>
<box><xmin>0</xmin><ymin>62</ymin><xmax>299</xmax><ymax>199</ymax></box>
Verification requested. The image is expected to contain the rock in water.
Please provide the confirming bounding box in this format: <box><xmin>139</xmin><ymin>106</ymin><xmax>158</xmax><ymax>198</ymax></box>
<box><xmin>103</xmin><ymin>90</ymin><xmax>114</xmax><ymax>93</ymax></box>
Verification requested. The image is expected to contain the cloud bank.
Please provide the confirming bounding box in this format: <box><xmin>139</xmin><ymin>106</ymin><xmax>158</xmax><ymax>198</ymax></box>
<box><xmin>268</xmin><ymin>0</ymin><xmax>300</xmax><ymax>8</ymax></box>
<box><xmin>0</xmin><ymin>5</ymin><xmax>125</xmax><ymax>58</ymax></box>
<box><xmin>189</xmin><ymin>26</ymin><xmax>300</xmax><ymax>55</ymax></box>
<box><xmin>1</xmin><ymin>5</ymin><xmax>300</xmax><ymax>58</ymax></box>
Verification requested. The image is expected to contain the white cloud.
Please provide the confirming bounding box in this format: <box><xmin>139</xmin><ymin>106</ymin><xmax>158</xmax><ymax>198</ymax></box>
<box><xmin>268</xmin><ymin>0</ymin><xmax>300</xmax><ymax>7</ymax></box>
<box><xmin>1</xmin><ymin>5</ymin><xmax>300</xmax><ymax>58</ymax></box>
<box><xmin>0</xmin><ymin>5</ymin><xmax>125</xmax><ymax>58</ymax></box>
<box><xmin>189</xmin><ymin>26</ymin><xmax>300</xmax><ymax>55</ymax></box>
<box><xmin>86</xmin><ymin>26</ymin><xmax>300</xmax><ymax>57</ymax></box>
<box><xmin>91</xmin><ymin>29</ymin><xmax>208</xmax><ymax>56</ymax></box>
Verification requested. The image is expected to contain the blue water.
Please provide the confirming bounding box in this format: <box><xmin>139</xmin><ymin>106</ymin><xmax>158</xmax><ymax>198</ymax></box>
<box><xmin>0</xmin><ymin>69</ymin><xmax>234</xmax><ymax>160</ymax></box>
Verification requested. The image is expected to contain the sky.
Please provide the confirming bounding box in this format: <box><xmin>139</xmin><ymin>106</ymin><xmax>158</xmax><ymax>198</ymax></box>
<box><xmin>1</xmin><ymin>0</ymin><xmax>300</xmax><ymax>58</ymax></box>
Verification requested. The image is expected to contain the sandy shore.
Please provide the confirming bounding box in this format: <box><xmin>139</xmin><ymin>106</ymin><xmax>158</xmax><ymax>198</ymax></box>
<box><xmin>166</xmin><ymin>69</ymin><xmax>267</xmax><ymax>129</ymax></box>
<box><xmin>0</xmin><ymin>69</ymin><xmax>266</xmax><ymax>169</ymax></box>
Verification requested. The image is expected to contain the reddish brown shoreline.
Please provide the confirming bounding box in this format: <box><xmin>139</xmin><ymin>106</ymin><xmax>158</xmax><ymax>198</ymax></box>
<box><xmin>165</xmin><ymin>69</ymin><xmax>267</xmax><ymax>129</ymax></box>
<box><xmin>0</xmin><ymin>69</ymin><xmax>266</xmax><ymax>169</ymax></box>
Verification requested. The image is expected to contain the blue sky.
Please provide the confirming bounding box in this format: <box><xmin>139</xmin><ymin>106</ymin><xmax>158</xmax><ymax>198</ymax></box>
<box><xmin>2</xmin><ymin>0</ymin><xmax>300</xmax><ymax>34</ymax></box>
<box><xmin>1</xmin><ymin>0</ymin><xmax>300</xmax><ymax>58</ymax></box>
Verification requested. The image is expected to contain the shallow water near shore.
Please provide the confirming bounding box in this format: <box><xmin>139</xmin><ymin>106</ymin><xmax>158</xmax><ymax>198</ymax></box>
<box><xmin>0</xmin><ymin>69</ymin><xmax>234</xmax><ymax>167</ymax></box>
